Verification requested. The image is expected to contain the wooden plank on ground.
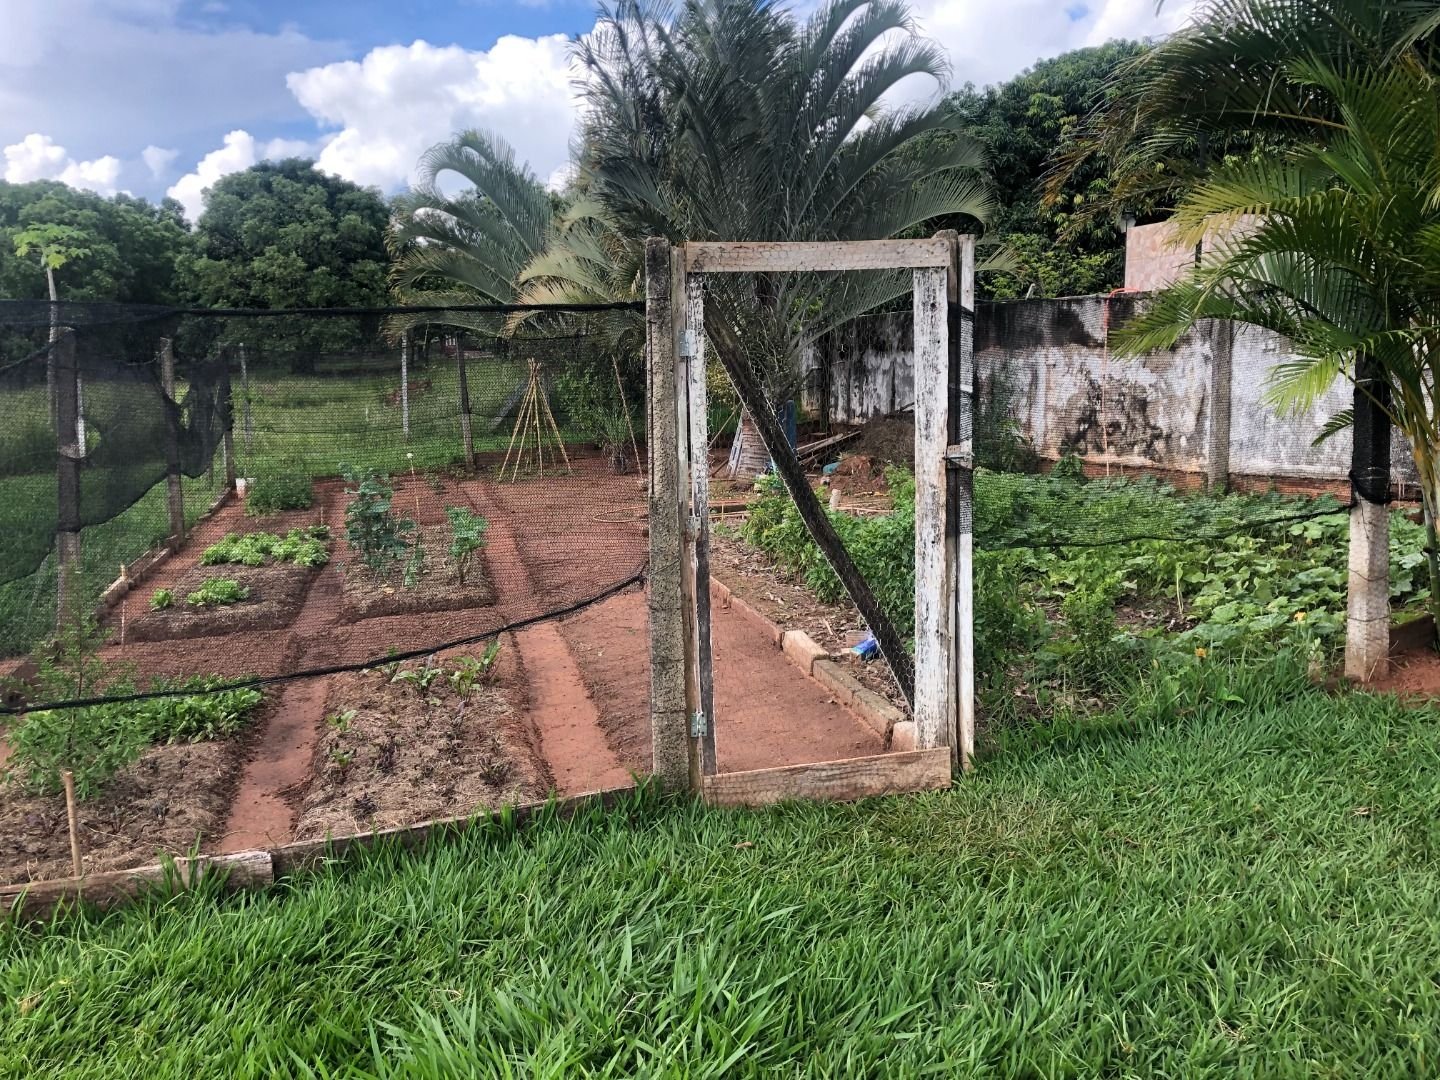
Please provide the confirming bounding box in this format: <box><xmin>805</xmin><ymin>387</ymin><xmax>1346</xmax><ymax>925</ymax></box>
<box><xmin>684</xmin><ymin>239</ymin><xmax>950</xmax><ymax>274</ymax></box>
<box><xmin>1</xmin><ymin>850</ymin><xmax>273</xmax><ymax>923</ymax></box>
<box><xmin>702</xmin><ymin>748</ymin><xmax>951</xmax><ymax>807</ymax></box>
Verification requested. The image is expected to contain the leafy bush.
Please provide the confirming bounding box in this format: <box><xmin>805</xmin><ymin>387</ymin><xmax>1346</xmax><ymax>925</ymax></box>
<box><xmin>445</xmin><ymin>506</ymin><xmax>488</xmax><ymax>585</ymax></box>
<box><xmin>341</xmin><ymin>465</ymin><xmax>415</xmax><ymax>575</ymax></box>
<box><xmin>149</xmin><ymin>588</ymin><xmax>174</xmax><ymax>610</ymax></box>
<box><xmin>244</xmin><ymin>473</ymin><xmax>314</xmax><ymax>515</ymax></box>
<box><xmin>187</xmin><ymin>578</ymin><xmax>249</xmax><ymax>607</ymax></box>
<box><xmin>201</xmin><ymin>527</ymin><xmax>330</xmax><ymax>569</ymax></box>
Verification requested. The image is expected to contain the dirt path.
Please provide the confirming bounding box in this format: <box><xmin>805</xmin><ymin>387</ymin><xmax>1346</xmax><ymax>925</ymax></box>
<box><xmin>463</xmin><ymin>482</ymin><xmax>632</xmax><ymax>795</ymax></box>
<box><xmin>559</xmin><ymin>590</ymin><xmax>882</xmax><ymax>779</ymax></box>
<box><xmin>214</xmin><ymin>564</ymin><xmax>341</xmax><ymax>852</ymax></box>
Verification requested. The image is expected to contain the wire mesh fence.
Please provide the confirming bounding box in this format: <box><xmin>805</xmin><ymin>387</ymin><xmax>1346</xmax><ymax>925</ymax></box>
<box><xmin>0</xmin><ymin>301</ymin><xmax>649</xmax><ymax>682</ymax></box>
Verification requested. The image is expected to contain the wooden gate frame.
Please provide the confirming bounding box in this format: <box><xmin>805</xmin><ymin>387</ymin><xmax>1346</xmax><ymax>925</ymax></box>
<box><xmin>646</xmin><ymin>234</ymin><xmax>975</xmax><ymax>803</ymax></box>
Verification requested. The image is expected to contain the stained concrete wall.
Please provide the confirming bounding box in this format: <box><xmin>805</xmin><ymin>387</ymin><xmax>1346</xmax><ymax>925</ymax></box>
<box><xmin>799</xmin><ymin>295</ymin><xmax>1417</xmax><ymax>489</ymax></box>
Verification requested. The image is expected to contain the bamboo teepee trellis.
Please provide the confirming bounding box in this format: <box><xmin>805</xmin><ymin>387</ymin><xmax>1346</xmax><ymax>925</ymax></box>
<box><xmin>501</xmin><ymin>358</ymin><xmax>572</xmax><ymax>480</ymax></box>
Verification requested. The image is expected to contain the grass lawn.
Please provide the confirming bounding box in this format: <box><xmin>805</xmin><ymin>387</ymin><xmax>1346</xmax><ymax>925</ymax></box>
<box><xmin>3</xmin><ymin>658</ymin><xmax>1438</xmax><ymax>1077</ymax></box>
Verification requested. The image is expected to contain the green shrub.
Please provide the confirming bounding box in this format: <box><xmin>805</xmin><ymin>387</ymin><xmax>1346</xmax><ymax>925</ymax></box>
<box><xmin>245</xmin><ymin>473</ymin><xmax>313</xmax><ymax>515</ymax></box>
<box><xmin>149</xmin><ymin>588</ymin><xmax>174</xmax><ymax>610</ymax></box>
<box><xmin>186</xmin><ymin>578</ymin><xmax>249</xmax><ymax>607</ymax></box>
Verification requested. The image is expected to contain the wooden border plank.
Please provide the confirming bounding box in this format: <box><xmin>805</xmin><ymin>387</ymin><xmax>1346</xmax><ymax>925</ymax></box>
<box><xmin>702</xmin><ymin>748</ymin><xmax>951</xmax><ymax>807</ymax></box>
<box><xmin>684</xmin><ymin>239</ymin><xmax>950</xmax><ymax>274</ymax></box>
<box><xmin>912</xmin><ymin>265</ymin><xmax>951</xmax><ymax>752</ymax></box>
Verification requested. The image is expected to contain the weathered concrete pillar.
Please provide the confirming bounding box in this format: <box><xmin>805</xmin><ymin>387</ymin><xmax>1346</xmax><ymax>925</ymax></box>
<box><xmin>1345</xmin><ymin>357</ymin><xmax>1390</xmax><ymax>682</ymax></box>
<box><xmin>1345</xmin><ymin>498</ymin><xmax>1390</xmax><ymax>681</ymax></box>
<box><xmin>1206</xmin><ymin>320</ymin><xmax>1233</xmax><ymax>492</ymax></box>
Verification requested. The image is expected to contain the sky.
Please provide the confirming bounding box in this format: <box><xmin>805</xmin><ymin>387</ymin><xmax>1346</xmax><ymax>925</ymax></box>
<box><xmin>0</xmin><ymin>0</ymin><xmax>1196</xmax><ymax>222</ymax></box>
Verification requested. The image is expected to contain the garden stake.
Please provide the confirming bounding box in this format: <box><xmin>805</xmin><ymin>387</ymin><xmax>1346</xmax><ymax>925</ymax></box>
<box><xmin>62</xmin><ymin>770</ymin><xmax>83</xmax><ymax>878</ymax></box>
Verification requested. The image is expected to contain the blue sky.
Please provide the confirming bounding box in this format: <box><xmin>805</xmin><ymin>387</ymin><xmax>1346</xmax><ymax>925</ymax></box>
<box><xmin>0</xmin><ymin>0</ymin><xmax>1193</xmax><ymax>220</ymax></box>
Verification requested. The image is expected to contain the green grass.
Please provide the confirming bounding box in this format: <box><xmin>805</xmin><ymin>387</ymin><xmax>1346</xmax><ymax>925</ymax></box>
<box><xmin>3</xmin><ymin>657</ymin><xmax>1439</xmax><ymax>1076</ymax></box>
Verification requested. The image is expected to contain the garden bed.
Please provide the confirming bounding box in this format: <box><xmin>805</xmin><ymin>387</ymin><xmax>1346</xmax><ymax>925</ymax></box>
<box><xmin>124</xmin><ymin>563</ymin><xmax>317</xmax><ymax>642</ymax></box>
<box><xmin>339</xmin><ymin>525</ymin><xmax>497</xmax><ymax>621</ymax></box>
<box><xmin>0</xmin><ymin>707</ymin><xmax>263</xmax><ymax>886</ymax></box>
<box><xmin>293</xmin><ymin>644</ymin><xmax>547</xmax><ymax>840</ymax></box>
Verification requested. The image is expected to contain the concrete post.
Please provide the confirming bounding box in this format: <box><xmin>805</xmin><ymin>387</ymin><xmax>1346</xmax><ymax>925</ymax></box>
<box><xmin>1345</xmin><ymin>358</ymin><xmax>1391</xmax><ymax>681</ymax></box>
<box><xmin>1206</xmin><ymin>321</ymin><xmax>1233</xmax><ymax>492</ymax></box>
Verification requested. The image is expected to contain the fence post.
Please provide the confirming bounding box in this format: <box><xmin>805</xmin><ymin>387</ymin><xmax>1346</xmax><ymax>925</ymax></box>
<box><xmin>457</xmin><ymin>343</ymin><xmax>476</xmax><ymax>470</ymax></box>
<box><xmin>220</xmin><ymin>347</ymin><xmax>237</xmax><ymax>490</ymax></box>
<box><xmin>400</xmin><ymin>331</ymin><xmax>411</xmax><ymax>441</ymax></box>
<box><xmin>646</xmin><ymin>237</ymin><xmax>692</xmax><ymax>790</ymax></box>
<box><xmin>238</xmin><ymin>342</ymin><xmax>253</xmax><ymax>459</ymax></box>
<box><xmin>1346</xmin><ymin>356</ymin><xmax>1391</xmax><ymax>681</ymax></box>
<box><xmin>683</xmin><ymin>272</ymin><xmax>716</xmax><ymax>778</ymax></box>
<box><xmin>53</xmin><ymin>330</ymin><xmax>82</xmax><ymax>630</ymax></box>
<box><xmin>940</xmin><ymin>231</ymin><xmax>976</xmax><ymax>772</ymax></box>
<box><xmin>913</xmin><ymin>260</ymin><xmax>952</xmax><ymax>755</ymax></box>
<box><xmin>1207</xmin><ymin>320</ymin><xmax>1233</xmax><ymax>492</ymax></box>
<box><xmin>160</xmin><ymin>337</ymin><xmax>186</xmax><ymax>547</ymax></box>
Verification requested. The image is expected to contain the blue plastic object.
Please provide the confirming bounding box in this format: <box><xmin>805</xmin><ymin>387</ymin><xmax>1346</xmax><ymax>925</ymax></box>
<box><xmin>821</xmin><ymin>461</ymin><xmax>841</xmax><ymax>476</ymax></box>
<box><xmin>851</xmin><ymin>635</ymin><xmax>879</xmax><ymax>660</ymax></box>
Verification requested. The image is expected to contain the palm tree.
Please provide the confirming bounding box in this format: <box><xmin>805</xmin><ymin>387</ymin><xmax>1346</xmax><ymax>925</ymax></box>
<box><xmin>1049</xmin><ymin>0</ymin><xmax>1440</xmax><ymax>230</ymax></box>
<box><xmin>1112</xmin><ymin>35</ymin><xmax>1440</xmax><ymax>635</ymax></box>
<box><xmin>574</xmin><ymin>0</ymin><xmax>994</xmax><ymax>400</ymax></box>
<box><xmin>387</xmin><ymin>130</ymin><xmax>555</xmax><ymax>336</ymax></box>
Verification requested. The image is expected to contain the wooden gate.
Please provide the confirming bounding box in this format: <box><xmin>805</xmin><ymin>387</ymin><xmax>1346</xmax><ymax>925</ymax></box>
<box><xmin>646</xmin><ymin>235</ymin><xmax>976</xmax><ymax>804</ymax></box>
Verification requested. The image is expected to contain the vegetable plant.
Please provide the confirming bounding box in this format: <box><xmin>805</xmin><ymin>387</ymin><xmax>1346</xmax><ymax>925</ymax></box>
<box><xmin>341</xmin><ymin>464</ymin><xmax>415</xmax><ymax>575</ymax></box>
<box><xmin>245</xmin><ymin>473</ymin><xmax>313</xmax><ymax>515</ymax></box>
<box><xmin>150</xmin><ymin>588</ymin><xmax>174</xmax><ymax>610</ymax></box>
<box><xmin>449</xmin><ymin>640</ymin><xmax>501</xmax><ymax>694</ymax></box>
<box><xmin>202</xmin><ymin>527</ymin><xmax>329</xmax><ymax>569</ymax></box>
<box><xmin>444</xmin><ymin>507</ymin><xmax>488</xmax><ymax>585</ymax></box>
<box><xmin>186</xmin><ymin>578</ymin><xmax>249</xmax><ymax>607</ymax></box>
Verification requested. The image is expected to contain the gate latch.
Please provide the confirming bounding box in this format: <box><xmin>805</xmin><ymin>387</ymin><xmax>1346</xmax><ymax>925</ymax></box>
<box><xmin>944</xmin><ymin>439</ymin><xmax>974</xmax><ymax>469</ymax></box>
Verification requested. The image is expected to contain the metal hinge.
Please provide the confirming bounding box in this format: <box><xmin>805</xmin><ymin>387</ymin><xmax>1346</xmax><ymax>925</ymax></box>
<box><xmin>944</xmin><ymin>439</ymin><xmax>974</xmax><ymax>469</ymax></box>
<box><xmin>690</xmin><ymin>711</ymin><xmax>708</xmax><ymax>738</ymax></box>
<box><xmin>679</xmin><ymin>329</ymin><xmax>698</xmax><ymax>358</ymax></box>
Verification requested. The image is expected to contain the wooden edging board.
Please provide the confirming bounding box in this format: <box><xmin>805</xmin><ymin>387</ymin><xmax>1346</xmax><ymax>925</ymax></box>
<box><xmin>702</xmin><ymin>747</ymin><xmax>951</xmax><ymax>808</ymax></box>
<box><xmin>1</xmin><ymin>786</ymin><xmax>633</xmax><ymax>924</ymax></box>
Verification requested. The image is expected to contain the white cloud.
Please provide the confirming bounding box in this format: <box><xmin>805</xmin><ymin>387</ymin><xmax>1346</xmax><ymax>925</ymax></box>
<box><xmin>141</xmin><ymin>144</ymin><xmax>178</xmax><ymax>179</ymax></box>
<box><xmin>3</xmin><ymin>132</ymin><xmax>123</xmax><ymax>195</ymax></box>
<box><xmin>285</xmin><ymin>36</ymin><xmax>579</xmax><ymax>193</ymax></box>
<box><xmin>166</xmin><ymin>129</ymin><xmax>315</xmax><ymax>221</ymax></box>
<box><xmin>910</xmin><ymin>0</ymin><xmax>1198</xmax><ymax>96</ymax></box>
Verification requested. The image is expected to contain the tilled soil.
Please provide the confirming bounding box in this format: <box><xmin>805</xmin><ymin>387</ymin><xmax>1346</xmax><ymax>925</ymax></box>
<box><xmin>124</xmin><ymin>562</ymin><xmax>316</xmax><ymax>643</ymax></box>
<box><xmin>0</xmin><ymin>718</ymin><xmax>254</xmax><ymax>885</ymax></box>
<box><xmin>292</xmin><ymin>643</ymin><xmax>548</xmax><ymax>841</ymax></box>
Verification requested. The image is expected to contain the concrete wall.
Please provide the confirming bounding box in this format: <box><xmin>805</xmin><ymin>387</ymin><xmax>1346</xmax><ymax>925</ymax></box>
<box><xmin>1123</xmin><ymin>216</ymin><xmax>1263</xmax><ymax>292</ymax></box>
<box><xmin>799</xmin><ymin>295</ymin><xmax>1417</xmax><ymax>489</ymax></box>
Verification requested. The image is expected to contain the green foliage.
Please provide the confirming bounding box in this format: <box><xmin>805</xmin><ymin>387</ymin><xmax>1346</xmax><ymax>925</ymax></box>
<box><xmin>149</xmin><ymin>588</ymin><xmax>174</xmax><ymax>611</ymax></box>
<box><xmin>342</xmin><ymin>465</ymin><xmax>416</xmax><ymax>575</ymax></box>
<box><xmin>177</xmin><ymin>159</ymin><xmax>389</xmax><ymax>361</ymax></box>
<box><xmin>0</xmin><ymin>180</ymin><xmax>189</xmax><ymax>305</ymax></box>
<box><xmin>4</xmin><ymin>668</ymin><xmax>262</xmax><ymax>806</ymax></box>
<box><xmin>245</xmin><ymin>473</ymin><xmax>314</xmax><ymax>515</ymax></box>
<box><xmin>186</xmin><ymin>578</ymin><xmax>249</xmax><ymax>608</ymax></box>
<box><xmin>201</xmin><ymin>527</ymin><xmax>330</xmax><ymax>569</ymax></box>
<box><xmin>449</xmin><ymin>640</ymin><xmax>502</xmax><ymax>695</ymax></box>
<box><xmin>444</xmin><ymin>506</ymin><xmax>488</xmax><ymax>585</ymax></box>
<box><xmin>6</xmin><ymin>670</ymin><xmax>1440</xmax><ymax>1074</ymax></box>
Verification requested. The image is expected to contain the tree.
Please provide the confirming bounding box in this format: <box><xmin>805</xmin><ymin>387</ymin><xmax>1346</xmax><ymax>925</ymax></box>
<box><xmin>575</xmin><ymin>0</ymin><xmax>993</xmax><ymax>398</ymax></box>
<box><xmin>942</xmin><ymin>42</ymin><xmax>1146</xmax><ymax>299</ymax></box>
<box><xmin>178</xmin><ymin>160</ymin><xmax>391</xmax><ymax>361</ymax></box>
<box><xmin>1112</xmin><ymin>1</ymin><xmax>1440</xmax><ymax>640</ymax></box>
<box><xmin>0</xmin><ymin>180</ymin><xmax>189</xmax><ymax>305</ymax></box>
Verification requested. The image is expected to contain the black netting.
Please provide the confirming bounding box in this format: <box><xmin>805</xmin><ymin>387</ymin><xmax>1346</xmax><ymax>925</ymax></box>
<box><xmin>0</xmin><ymin>301</ymin><xmax>648</xmax><ymax>696</ymax></box>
